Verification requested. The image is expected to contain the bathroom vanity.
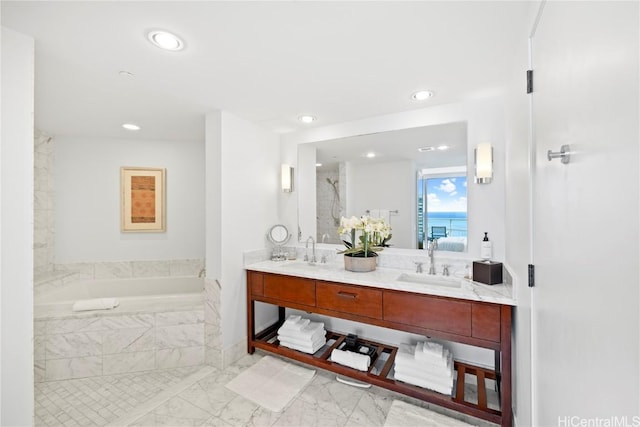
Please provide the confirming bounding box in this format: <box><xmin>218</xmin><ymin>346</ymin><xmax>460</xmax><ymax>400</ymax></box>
<box><xmin>245</xmin><ymin>261</ymin><xmax>514</xmax><ymax>426</ymax></box>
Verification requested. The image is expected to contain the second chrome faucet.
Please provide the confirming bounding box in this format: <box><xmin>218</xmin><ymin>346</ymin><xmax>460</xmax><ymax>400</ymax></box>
<box><xmin>304</xmin><ymin>236</ymin><xmax>317</xmax><ymax>264</ymax></box>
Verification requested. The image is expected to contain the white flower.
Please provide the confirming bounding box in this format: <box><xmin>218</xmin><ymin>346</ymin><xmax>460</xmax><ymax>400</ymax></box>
<box><xmin>338</xmin><ymin>215</ymin><xmax>392</xmax><ymax>256</ymax></box>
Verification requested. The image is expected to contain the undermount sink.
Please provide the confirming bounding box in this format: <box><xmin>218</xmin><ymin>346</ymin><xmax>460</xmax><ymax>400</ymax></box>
<box><xmin>396</xmin><ymin>272</ymin><xmax>462</xmax><ymax>288</ymax></box>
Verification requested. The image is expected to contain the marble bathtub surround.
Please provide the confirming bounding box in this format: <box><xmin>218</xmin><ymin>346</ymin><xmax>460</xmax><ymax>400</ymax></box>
<box><xmin>35</xmin><ymin>309</ymin><xmax>205</xmax><ymax>382</ymax></box>
<box><xmin>35</xmin><ymin>258</ymin><xmax>205</xmax><ymax>296</ymax></box>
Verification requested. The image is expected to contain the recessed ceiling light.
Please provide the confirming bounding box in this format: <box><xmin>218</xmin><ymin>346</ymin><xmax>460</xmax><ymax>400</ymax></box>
<box><xmin>437</xmin><ymin>145</ymin><xmax>450</xmax><ymax>151</ymax></box>
<box><xmin>418</xmin><ymin>146</ymin><xmax>435</xmax><ymax>152</ymax></box>
<box><xmin>122</xmin><ymin>123</ymin><xmax>141</xmax><ymax>131</ymax></box>
<box><xmin>147</xmin><ymin>30</ymin><xmax>184</xmax><ymax>51</ymax></box>
<box><xmin>315</xmin><ymin>163</ymin><xmax>323</xmax><ymax>167</ymax></box>
<box><xmin>366</xmin><ymin>152</ymin><xmax>376</xmax><ymax>159</ymax></box>
<box><xmin>411</xmin><ymin>90</ymin><xmax>434</xmax><ymax>101</ymax></box>
<box><xmin>298</xmin><ymin>115</ymin><xmax>316</xmax><ymax>124</ymax></box>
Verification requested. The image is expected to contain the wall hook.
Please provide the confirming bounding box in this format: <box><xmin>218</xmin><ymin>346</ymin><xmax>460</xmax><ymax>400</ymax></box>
<box><xmin>547</xmin><ymin>144</ymin><xmax>571</xmax><ymax>164</ymax></box>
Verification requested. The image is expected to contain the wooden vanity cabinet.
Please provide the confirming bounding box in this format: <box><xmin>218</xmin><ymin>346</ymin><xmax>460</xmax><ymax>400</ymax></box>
<box><xmin>246</xmin><ymin>271</ymin><xmax>513</xmax><ymax>426</ymax></box>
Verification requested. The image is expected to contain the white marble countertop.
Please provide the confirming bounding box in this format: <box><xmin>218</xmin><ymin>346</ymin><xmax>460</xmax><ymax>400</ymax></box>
<box><xmin>245</xmin><ymin>259</ymin><xmax>516</xmax><ymax>306</ymax></box>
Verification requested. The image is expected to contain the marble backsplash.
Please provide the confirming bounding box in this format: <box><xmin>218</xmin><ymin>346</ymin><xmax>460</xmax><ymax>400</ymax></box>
<box><xmin>244</xmin><ymin>245</ymin><xmax>487</xmax><ymax>281</ymax></box>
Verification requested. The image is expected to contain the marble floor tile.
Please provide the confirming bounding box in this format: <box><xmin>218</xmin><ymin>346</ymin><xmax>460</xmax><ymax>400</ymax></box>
<box><xmin>295</xmin><ymin>370</ymin><xmax>367</xmax><ymax>418</ymax></box>
<box><xmin>35</xmin><ymin>353</ymin><xmax>499</xmax><ymax>427</ymax></box>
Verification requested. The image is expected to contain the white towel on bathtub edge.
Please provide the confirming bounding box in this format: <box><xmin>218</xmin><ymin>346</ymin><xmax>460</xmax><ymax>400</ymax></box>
<box><xmin>72</xmin><ymin>298</ymin><xmax>120</xmax><ymax>312</ymax></box>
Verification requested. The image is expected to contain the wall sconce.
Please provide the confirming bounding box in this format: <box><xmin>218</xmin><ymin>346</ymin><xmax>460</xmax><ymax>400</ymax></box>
<box><xmin>281</xmin><ymin>164</ymin><xmax>294</xmax><ymax>193</ymax></box>
<box><xmin>474</xmin><ymin>143</ymin><xmax>493</xmax><ymax>184</ymax></box>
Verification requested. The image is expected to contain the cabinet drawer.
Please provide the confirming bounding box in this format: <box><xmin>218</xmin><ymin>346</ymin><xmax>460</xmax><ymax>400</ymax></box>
<box><xmin>383</xmin><ymin>291</ymin><xmax>471</xmax><ymax>336</ymax></box>
<box><xmin>317</xmin><ymin>281</ymin><xmax>383</xmax><ymax>319</ymax></box>
<box><xmin>248</xmin><ymin>271</ymin><xmax>264</xmax><ymax>296</ymax></box>
<box><xmin>263</xmin><ymin>274</ymin><xmax>316</xmax><ymax>307</ymax></box>
<box><xmin>471</xmin><ymin>303</ymin><xmax>501</xmax><ymax>342</ymax></box>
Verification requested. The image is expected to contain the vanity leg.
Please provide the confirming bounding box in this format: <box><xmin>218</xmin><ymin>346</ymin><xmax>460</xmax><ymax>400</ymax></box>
<box><xmin>500</xmin><ymin>305</ymin><xmax>513</xmax><ymax>427</ymax></box>
<box><xmin>495</xmin><ymin>350</ymin><xmax>501</xmax><ymax>395</ymax></box>
<box><xmin>247</xmin><ymin>296</ymin><xmax>255</xmax><ymax>354</ymax></box>
<box><xmin>278</xmin><ymin>306</ymin><xmax>286</xmax><ymax>324</ymax></box>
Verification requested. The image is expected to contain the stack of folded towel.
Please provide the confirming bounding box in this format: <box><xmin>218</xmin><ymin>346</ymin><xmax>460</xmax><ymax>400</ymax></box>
<box><xmin>394</xmin><ymin>341</ymin><xmax>454</xmax><ymax>395</ymax></box>
<box><xmin>277</xmin><ymin>315</ymin><xmax>326</xmax><ymax>354</ymax></box>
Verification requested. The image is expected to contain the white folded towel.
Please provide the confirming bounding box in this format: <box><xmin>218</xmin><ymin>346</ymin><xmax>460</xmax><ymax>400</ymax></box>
<box><xmin>394</xmin><ymin>363</ymin><xmax>453</xmax><ymax>383</ymax></box>
<box><xmin>72</xmin><ymin>298</ymin><xmax>120</xmax><ymax>312</ymax></box>
<box><xmin>394</xmin><ymin>371</ymin><xmax>453</xmax><ymax>396</ymax></box>
<box><xmin>397</xmin><ymin>343</ymin><xmax>450</xmax><ymax>364</ymax></box>
<box><xmin>415</xmin><ymin>341</ymin><xmax>445</xmax><ymax>362</ymax></box>
<box><xmin>280</xmin><ymin>315</ymin><xmax>311</xmax><ymax>332</ymax></box>
<box><xmin>278</xmin><ymin>321</ymin><xmax>325</xmax><ymax>340</ymax></box>
<box><xmin>331</xmin><ymin>348</ymin><xmax>371</xmax><ymax>372</ymax></box>
<box><xmin>279</xmin><ymin>335</ymin><xmax>326</xmax><ymax>354</ymax></box>
<box><xmin>277</xmin><ymin>329</ymin><xmax>325</xmax><ymax>347</ymax></box>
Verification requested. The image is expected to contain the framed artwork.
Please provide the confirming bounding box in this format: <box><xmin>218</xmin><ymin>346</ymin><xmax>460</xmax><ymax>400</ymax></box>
<box><xmin>121</xmin><ymin>167</ymin><xmax>166</xmax><ymax>232</ymax></box>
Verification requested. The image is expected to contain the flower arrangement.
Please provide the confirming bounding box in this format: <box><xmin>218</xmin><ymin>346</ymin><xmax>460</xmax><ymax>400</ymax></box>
<box><xmin>337</xmin><ymin>215</ymin><xmax>392</xmax><ymax>258</ymax></box>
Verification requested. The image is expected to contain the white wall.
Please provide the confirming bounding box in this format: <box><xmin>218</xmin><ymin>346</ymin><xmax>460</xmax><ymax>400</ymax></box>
<box><xmin>55</xmin><ymin>137</ymin><xmax>205</xmax><ymax>263</ymax></box>
<box><xmin>347</xmin><ymin>160</ymin><xmax>415</xmax><ymax>248</ymax></box>
<box><xmin>1</xmin><ymin>27</ymin><xmax>35</xmax><ymax>426</ymax></box>
<box><xmin>206</xmin><ymin>111</ymin><xmax>280</xmax><ymax>355</ymax></box>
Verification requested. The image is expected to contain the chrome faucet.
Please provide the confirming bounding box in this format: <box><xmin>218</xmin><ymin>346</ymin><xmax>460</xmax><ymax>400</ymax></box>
<box><xmin>304</xmin><ymin>236</ymin><xmax>317</xmax><ymax>264</ymax></box>
<box><xmin>442</xmin><ymin>264</ymin><xmax>450</xmax><ymax>276</ymax></box>
<box><xmin>427</xmin><ymin>240</ymin><xmax>438</xmax><ymax>275</ymax></box>
<box><xmin>414</xmin><ymin>262</ymin><xmax>423</xmax><ymax>273</ymax></box>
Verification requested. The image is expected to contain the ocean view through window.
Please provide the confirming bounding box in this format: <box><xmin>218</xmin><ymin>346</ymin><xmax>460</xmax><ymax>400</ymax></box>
<box><xmin>417</xmin><ymin>174</ymin><xmax>468</xmax><ymax>251</ymax></box>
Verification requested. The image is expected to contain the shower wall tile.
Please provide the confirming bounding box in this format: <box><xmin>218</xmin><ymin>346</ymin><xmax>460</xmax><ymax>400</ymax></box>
<box><xmin>34</xmin><ymin>320</ymin><xmax>47</xmax><ymax>336</ymax></box>
<box><xmin>156</xmin><ymin>310</ymin><xmax>204</xmax><ymax>327</ymax></box>
<box><xmin>34</xmin><ymin>335</ymin><xmax>46</xmax><ymax>361</ymax></box>
<box><xmin>103</xmin><ymin>328</ymin><xmax>155</xmax><ymax>354</ymax></box>
<box><xmin>156</xmin><ymin>346</ymin><xmax>204</xmax><ymax>369</ymax></box>
<box><xmin>34</xmin><ymin>360</ymin><xmax>45</xmax><ymax>383</ymax></box>
<box><xmin>156</xmin><ymin>324</ymin><xmax>204</xmax><ymax>349</ymax></box>
<box><xmin>103</xmin><ymin>351</ymin><xmax>156</xmax><ymax>375</ymax></box>
<box><xmin>132</xmin><ymin>261</ymin><xmax>171</xmax><ymax>278</ymax></box>
<box><xmin>46</xmin><ymin>356</ymin><xmax>102</xmax><ymax>381</ymax></box>
<box><xmin>46</xmin><ymin>332</ymin><xmax>103</xmax><ymax>359</ymax></box>
<box><xmin>169</xmin><ymin>259</ymin><xmax>204</xmax><ymax>277</ymax></box>
<box><xmin>94</xmin><ymin>262</ymin><xmax>133</xmax><ymax>279</ymax></box>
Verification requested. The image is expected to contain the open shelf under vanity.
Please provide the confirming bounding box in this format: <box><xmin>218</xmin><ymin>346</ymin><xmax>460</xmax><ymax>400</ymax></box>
<box><xmin>246</xmin><ymin>270</ymin><xmax>512</xmax><ymax>426</ymax></box>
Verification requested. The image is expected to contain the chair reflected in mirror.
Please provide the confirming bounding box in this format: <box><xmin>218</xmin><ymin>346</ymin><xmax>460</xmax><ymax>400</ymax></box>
<box><xmin>429</xmin><ymin>226</ymin><xmax>447</xmax><ymax>241</ymax></box>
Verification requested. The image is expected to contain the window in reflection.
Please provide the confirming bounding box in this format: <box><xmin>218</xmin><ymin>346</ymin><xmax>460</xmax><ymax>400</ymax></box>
<box><xmin>417</xmin><ymin>174</ymin><xmax>468</xmax><ymax>251</ymax></box>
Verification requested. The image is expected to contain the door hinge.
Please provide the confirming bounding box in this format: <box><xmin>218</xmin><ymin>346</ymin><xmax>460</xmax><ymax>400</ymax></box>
<box><xmin>526</xmin><ymin>70</ymin><xmax>533</xmax><ymax>94</ymax></box>
<box><xmin>528</xmin><ymin>264</ymin><xmax>535</xmax><ymax>287</ymax></box>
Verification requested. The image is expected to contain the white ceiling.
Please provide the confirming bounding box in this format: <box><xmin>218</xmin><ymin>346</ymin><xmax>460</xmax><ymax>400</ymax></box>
<box><xmin>2</xmin><ymin>1</ymin><xmax>529</xmax><ymax>141</ymax></box>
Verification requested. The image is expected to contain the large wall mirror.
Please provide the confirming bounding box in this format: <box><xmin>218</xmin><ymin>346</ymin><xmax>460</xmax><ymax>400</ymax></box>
<box><xmin>297</xmin><ymin>121</ymin><xmax>468</xmax><ymax>252</ymax></box>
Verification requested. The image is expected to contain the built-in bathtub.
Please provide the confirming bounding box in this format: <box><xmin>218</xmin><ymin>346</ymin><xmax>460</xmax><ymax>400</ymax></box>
<box><xmin>34</xmin><ymin>276</ymin><xmax>205</xmax><ymax>382</ymax></box>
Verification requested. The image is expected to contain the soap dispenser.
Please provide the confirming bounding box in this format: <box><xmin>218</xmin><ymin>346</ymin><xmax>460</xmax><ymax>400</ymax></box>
<box><xmin>480</xmin><ymin>232</ymin><xmax>492</xmax><ymax>260</ymax></box>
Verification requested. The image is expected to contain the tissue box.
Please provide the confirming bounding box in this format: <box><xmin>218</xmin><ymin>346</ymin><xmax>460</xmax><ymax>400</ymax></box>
<box><xmin>473</xmin><ymin>261</ymin><xmax>503</xmax><ymax>285</ymax></box>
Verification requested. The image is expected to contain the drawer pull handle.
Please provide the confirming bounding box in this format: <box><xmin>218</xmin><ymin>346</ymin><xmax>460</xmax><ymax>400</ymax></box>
<box><xmin>337</xmin><ymin>291</ymin><xmax>357</xmax><ymax>299</ymax></box>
